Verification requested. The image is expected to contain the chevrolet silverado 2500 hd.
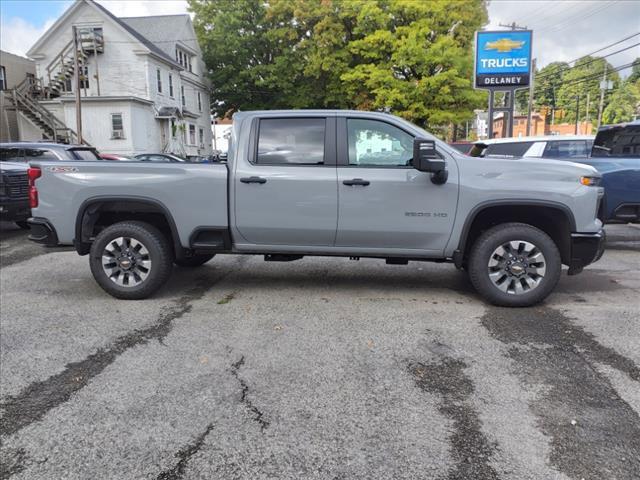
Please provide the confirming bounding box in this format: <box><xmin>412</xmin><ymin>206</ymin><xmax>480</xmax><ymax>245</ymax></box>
<box><xmin>27</xmin><ymin>110</ymin><xmax>605</xmax><ymax>307</ymax></box>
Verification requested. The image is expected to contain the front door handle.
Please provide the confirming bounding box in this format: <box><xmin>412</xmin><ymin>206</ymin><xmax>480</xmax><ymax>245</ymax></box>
<box><xmin>343</xmin><ymin>178</ymin><xmax>370</xmax><ymax>186</ymax></box>
<box><xmin>240</xmin><ymin>176</ymin><xmax>267</xmax><ymax>184</ymax></box>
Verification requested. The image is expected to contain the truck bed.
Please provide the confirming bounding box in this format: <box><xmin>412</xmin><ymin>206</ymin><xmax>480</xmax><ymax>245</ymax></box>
<box><xmin>30</xmin><ymin>161</ymin><xmax>229</xmax><ymax>247</ymax></box>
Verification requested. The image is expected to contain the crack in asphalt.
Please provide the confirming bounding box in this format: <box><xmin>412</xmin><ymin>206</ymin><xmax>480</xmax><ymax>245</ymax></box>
<box><xmin>409</xmin><ymin>356</ymin><xmax>500</xmax><ymax>480</ymax></box>
<box><xmin>155</xmin><ymin>423</ymin><xmax>214</xmax><ymax>480</ymax></box>
<box><xmin>230</xmin><ymin>356</ymin><xmax>269</xmax><ymax>432</ymax></box>
<box><xmin>482</xmin><ymin>306</ymin><xmax>640</xmax><ymax>480</ymax></box>
<box><xmin>0</xmin><ymin>447</ymin><xmax>27</xmax><ymax>480</ymax></box>
<box><xmin>0</xmin><ymin>276</ymin><xmax>217</xmax><ymax>438</ymax></box>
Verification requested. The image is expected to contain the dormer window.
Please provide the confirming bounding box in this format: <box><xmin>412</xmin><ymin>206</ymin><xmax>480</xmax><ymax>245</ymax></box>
<box><xmin>175</xmin><ymin>47</ymin><xmax>194</xmax><ymax>74</ymax></box>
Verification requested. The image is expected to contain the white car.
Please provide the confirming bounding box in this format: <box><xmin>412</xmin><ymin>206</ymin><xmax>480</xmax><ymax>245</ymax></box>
<box><xmin>470</xmin><ymin>135</ymin><xmax>594</xmax><ymax>159</ymax></box>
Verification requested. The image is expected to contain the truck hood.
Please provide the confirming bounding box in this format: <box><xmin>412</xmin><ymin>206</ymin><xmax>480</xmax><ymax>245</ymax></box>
<box><xmin>463</xmin><ymin>155</ymin><xmax>600</xmax><ymax>178</ymax></box>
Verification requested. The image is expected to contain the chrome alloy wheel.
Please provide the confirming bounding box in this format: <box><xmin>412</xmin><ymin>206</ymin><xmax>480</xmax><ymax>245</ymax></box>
<box><xmin>101</xmin><ymin>236</ymin><xmax>151</xmax><ymax>287</ymax></box>
<box><xmin>487</xmin><ymin>240</ymin><xmax>546</xmax><ymax>295</ymax></box>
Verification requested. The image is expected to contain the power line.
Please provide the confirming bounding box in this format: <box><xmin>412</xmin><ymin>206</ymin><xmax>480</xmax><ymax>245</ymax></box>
<box><xmin>536</xmin><ymin>1</ymin><xmax>620</xmax><ymax>34</ymax></box>
<box><xmin>574</xmin><ymin>32</ymin><xmax>640</xmax><ymax>60</ymax></box>
<box><xmin>558</xmin><ymin>60</ymin><xmax>638</xmax><ymax>88</ymax></box>
<box><xmin>536</xmin><ymin>41</ymin><xmax>640</xmax><ymax>80</ymax></box>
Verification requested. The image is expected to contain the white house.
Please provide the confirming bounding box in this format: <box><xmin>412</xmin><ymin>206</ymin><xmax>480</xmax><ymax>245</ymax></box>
<box><xmin>21</xmin><ymin>0</ymin><xmax>212</xmax><ymax>156</ymax></box>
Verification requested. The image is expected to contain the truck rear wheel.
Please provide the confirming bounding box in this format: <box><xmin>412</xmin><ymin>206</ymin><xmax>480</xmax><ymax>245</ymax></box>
<box><xmin>468</xmin><ymin>222</ymin><xmax>561</xmax><ymax>307</ymax></box>
<box><xmin>174</xmin><ymin>254</ymin><xmax>215</xmax><ymax>267</ymax></box>
<box><xmin>89</xmin><ymin>221</ymin><xmax>173</xmax><ymax>300</ymax></box>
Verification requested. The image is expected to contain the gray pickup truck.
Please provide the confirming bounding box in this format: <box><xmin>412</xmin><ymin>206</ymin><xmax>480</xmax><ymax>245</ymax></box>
<box><xmin>27</xmin><ymin>110</ymin><xmax>605</xmax><ymax>307</ymax></box>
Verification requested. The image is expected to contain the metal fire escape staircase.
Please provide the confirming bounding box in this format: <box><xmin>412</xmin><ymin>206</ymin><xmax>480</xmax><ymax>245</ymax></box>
<box><xmin>5</xmin><ymin>28</ymin><xmax>104</xmax><ymax>144</ymax></box>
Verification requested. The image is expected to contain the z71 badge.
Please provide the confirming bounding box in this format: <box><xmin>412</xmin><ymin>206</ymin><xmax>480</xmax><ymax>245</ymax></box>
<box><xmin>47</xmin><ymin>166</ymin><xmax>79</xmax><ymax>173</ymax></box>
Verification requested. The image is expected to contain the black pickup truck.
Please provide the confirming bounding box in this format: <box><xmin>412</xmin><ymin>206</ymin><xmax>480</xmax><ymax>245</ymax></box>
<box><xmin>0</xmin><ymin>161</ymin><xmax>30</xmax><ymax>229</ymax></box>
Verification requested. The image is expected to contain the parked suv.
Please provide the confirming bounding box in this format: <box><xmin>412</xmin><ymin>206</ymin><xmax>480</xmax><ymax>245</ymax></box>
<box><xmin>0</xmin><ymin>143</ymin><xmax>102</xmax><ymax>162</ymax></box>
<box><xmin>469</xmin><ymin>135</ymin><xmax>594</xmax><ymax>159</ymax></box>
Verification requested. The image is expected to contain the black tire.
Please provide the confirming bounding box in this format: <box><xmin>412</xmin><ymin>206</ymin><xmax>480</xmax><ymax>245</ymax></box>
<box><xmin>89</xmin><ymin>221</ymin><xmax>173</xmax><ymax>300</ymax></box>
<box><xmin>15</xmin><ymin>221</ymin><xmax>30</xmax><ymax>230</ymax></box>
<box><xmin>468</xmin><ymin>222</ymin><xmax>562</xmax><ymax>307</ymax></box>
<box><xmin>174</xmin><ymin>254</ymin><xmax>215</xmax><ymax>268</ymax></box>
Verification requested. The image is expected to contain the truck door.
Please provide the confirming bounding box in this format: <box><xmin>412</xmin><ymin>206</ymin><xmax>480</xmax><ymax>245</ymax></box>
<box><xmin>234</xmin><ymin>116</ymin><xmax>338</xmax><ymax>246</ymax></box>
<box><xmin>335</xmin><ymin>117</ymin><xmax>458</xmax><ymax>253</ymax></box>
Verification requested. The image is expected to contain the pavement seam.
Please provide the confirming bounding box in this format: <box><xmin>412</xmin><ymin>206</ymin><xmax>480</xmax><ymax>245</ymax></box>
<box><xmin>0</xmin><ymin>271</ymin><xmax>230</xmax><ymax>438</ymax></box>
<box><xmin>230</xmin><ymin>355</ymin><xmax>270</xmax><ymax>432</ymax></box>
<box><xmin>155</xmin><ymin>423</ymin><xmax>215</xmax><ymax>480</ymax></box>
<box><xmin>481</xmin><ymin>306</ymin><xmax>640</xmax><ymax>479</ymax></box>
<box><xmin>408</xmin><ymin>355</ymin><xmax>501</xmax><ymax>480</ymax></box>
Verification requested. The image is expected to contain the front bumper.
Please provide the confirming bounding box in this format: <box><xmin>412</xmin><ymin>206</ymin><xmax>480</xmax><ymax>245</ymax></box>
<box><xmin>567</xmin><ymin>229</ymin><xmax>605</xmax><ymax>275</ymax></box>
<box><xmin>27</xmin><ymin>217</ymin><xmax>59</xmax><ymax>246</ymax></box>
<box><xmin>0</xmin><ymin>199</ymin><xmax>30</xmax><ymax>222</ymax></box>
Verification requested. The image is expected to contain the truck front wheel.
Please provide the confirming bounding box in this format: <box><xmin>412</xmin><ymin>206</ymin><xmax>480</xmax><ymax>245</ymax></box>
<box><xmin>89</xmin><ymin>221</ymin><xmax>173</xmax><ymax>299</ymax></box>
<box><xmin>468</xmin><ymin>223</ymin><xmax>561</xmax><ymax>307</ymax></box>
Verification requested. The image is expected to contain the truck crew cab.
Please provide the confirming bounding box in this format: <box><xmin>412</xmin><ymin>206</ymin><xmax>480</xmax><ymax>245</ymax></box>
<box><xmin>27</xmin><ymin>110</ymin><xmax>605</xmax><ymax>307</ymax></box>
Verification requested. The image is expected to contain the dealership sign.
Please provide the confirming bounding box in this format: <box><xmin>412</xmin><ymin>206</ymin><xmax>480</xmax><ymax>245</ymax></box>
<box><xmin>475</xmin><ymin>30</ymin><xmax>533</xmax><ymax>88</ymax></box>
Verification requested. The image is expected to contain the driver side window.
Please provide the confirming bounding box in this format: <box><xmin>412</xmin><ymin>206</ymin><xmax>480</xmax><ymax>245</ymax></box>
<box><xmin>347</xmin><ymin>119</ymin><xmax>413</xmax><ymax>167</ymax></box>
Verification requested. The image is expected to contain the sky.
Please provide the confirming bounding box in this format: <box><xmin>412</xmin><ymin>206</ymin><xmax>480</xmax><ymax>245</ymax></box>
<box><xmin>1</xmin><ymin>0</ymin><xmax>639</xmax><ymax>75</ymax></box>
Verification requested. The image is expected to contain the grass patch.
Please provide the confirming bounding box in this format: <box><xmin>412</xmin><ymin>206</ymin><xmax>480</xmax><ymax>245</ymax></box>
<box><xmin>217</xmin><ymin>293</ymin><xmax>235</xmax><ymax>305</ymax></box>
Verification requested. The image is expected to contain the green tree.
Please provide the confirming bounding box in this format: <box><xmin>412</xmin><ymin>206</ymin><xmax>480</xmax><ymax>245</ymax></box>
<box><xmin>533</xmin><ymin>62</ymin><xmax>568</xmax><ymax>115</ymax></box>
<box><xmin>554</xmin><ymin>56</ymin><xmax>619</xmax><ymax>125</ymax></box>
<box><xmin>627</xmin><ymin>58</ymin><xmax>640</xmax><ymax>83</ymax></box>
<box><xmin>602</xmin><ymin>79</ymin><xmax>640</xmax><ymax>124</ymax></box>
<box><xmin>189</xmin><ymin>0</ymin><xmax>488</xmax><ymax>131</ymax></box>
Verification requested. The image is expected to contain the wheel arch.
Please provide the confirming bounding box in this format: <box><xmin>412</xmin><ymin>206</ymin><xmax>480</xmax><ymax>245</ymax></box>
<box><xmin>455</xmin><ymin>200</ymin><xmax>576</xmax><ymax>267</ymax></box>
<box><xmin>75</xmin><ymin>196</ymin><xmax>183</xmax><ymax>258</ymax></box>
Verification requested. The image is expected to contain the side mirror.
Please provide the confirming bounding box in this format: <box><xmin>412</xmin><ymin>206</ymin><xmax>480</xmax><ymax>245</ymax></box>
<box><xmin>413</xmin><ymin>138</ymin><xmax>448</xmax><ymax>184</ymax></box>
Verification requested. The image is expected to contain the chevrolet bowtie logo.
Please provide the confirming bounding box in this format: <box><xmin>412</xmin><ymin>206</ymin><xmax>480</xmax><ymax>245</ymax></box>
<box><xmin>484</xmin><ymin>38</ymin><xmax>525</xmax><ymax>53</ymax></box>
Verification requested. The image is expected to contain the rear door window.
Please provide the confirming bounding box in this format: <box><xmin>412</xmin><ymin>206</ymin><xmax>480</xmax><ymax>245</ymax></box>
<box><xmin>256</xmin><ymin>118</ymin><xmax>325</xmax><ymax>165</ymax></box>
<box><xmin>543</xmin><ymin>140</ymin><xmax>588</xmax><ymax>158</ymax></box>
<box><xmin>24</xmin><ymin>148</ymin><xmax>60</xmax><ymax>160</ymax></box>
<box><xmin>593</xmin><ymin>125</ymin><xmax>640</xmax><ymax>157</ymax></box>
<box><xmin>0</xmin><ymin>148</ymin><xmax>24</xmax><ymax>162</ymax></box>
<box><xmin>484</xmin><ymin>142</ymin><xmax>534</xmax><ymax>158</ymax></box>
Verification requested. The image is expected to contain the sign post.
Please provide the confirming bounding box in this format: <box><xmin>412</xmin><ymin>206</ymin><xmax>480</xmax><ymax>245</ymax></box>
<box><xmin>475</xmin><ymin>30</ymin><xmax>533</xmax><ymax>138</ymax></box>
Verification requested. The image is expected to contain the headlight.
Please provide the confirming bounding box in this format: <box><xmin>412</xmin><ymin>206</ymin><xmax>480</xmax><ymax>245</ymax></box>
<box><xmin>580</xmin><ymin>176</ymin><xmax>601</xmax><ymax>186</ymax></box>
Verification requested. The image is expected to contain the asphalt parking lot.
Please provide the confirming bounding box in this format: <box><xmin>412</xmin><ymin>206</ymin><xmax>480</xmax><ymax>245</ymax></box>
<box><xmin>0</xmin><ymin>222</ymin><xmax>639</xmax><ymax>480</ymax></box>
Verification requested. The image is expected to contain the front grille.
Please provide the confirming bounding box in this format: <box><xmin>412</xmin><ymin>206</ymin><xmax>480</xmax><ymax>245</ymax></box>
<box><xmin>1</xmin><ymin>173</ymin><xmax>29</xmax><ymax>199</ymax></box>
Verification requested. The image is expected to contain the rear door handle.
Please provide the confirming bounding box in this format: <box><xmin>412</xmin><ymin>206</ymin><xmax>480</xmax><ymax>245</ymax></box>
<box><xmin>240</xmin><ymin>176</ymin><xmax>267</xmax><ymax>184</ymax></box>
<box><xmin>343</xmin><ymin>178</ymin><xmax>370</xmax><ymax>186</ymax></box>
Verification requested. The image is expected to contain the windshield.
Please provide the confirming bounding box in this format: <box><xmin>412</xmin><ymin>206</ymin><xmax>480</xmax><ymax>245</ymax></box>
<box><xmin>483</xmin><ymin>142</ymin><xmax>534</xmax><ymax>158</ymax></box>
<box><xmin>70</xmin><ymin>148</ymin><xmax>101</xmax><ymax>161</ymax></box>
<box><xmin>592</xmin><ymin>125</ymin><xmax>640</xmax><ymax>158</ymax></box>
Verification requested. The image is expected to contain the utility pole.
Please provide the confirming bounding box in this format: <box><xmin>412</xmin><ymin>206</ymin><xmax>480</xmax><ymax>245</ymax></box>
<box><xmin>597</xmin><ymin>63</ymin><xmax>607</xmax><ymax>128</ymax></box>
<box><xmin>72</xmin><ymin>26</ymin><xmax>83</xmax><ymax>144</ymax></box>
<box><xmin>526</xmin><ymin>58</ymin><xmax>536</xmax><ymax>136</ymax></box>
<box><xmin>574</xmin><ymin>95</ymin><xmax>580</xmax><ymax>135</ymax></box>
<box><xmin>498</xmin><ymin>22</ymin><xmax>528</xmax><ymax>30</ymax></box>
<box><xmin>585</xmin><ymin>92</ymin><xmax>590</xmax><ymax>133</ymax></box>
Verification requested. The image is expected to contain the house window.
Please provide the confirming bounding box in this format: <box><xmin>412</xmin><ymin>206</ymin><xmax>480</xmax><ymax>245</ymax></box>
<box><xmin>62</xmin><ymin>76</ymin><xmax>72</xmax><ymax>93</ymax></box>
<box><xmin>111</xmin><ymin>113</ymin><xmax>124</xmax><ymax>139</ymax></box>
<box><xmin>156</xmin><ymin>68</ymin><xmax>162</xmax><ymax>93</ymax></box>
<box><xmin>199</xmin><ymin>127</ymin><xmax>204</xmax><ymax>147</ymax></box>
<box><xmin>181</xmin><ymin>86</ymin><xmax>186</xmax><ymax>107</ymax></box>
<box><xmin>189</xmin><ymin>124</ymin><xmax>196</xmax><ymax>145</ymax></box>
<box><xmin>188</xmin><ymin>56</ymin><xmax>192</xmax><ymax>73</ymax></box>
<box><xmin>79</xmin><ymin>65</ymin><xmax>89</xmax><ymax>89</ymax></box>
<box><xmin>0</xmin><ymin>66</ymin><xmax>6</xmax><ymax>91</ymax></box>
<box><xmin>169</xmin><ymin>74</ymin><xmax>173</xmax><ymax>97</ymax></box>
<box><xmin>197</xmin><ymin>92</ymin><xmax>202</xmax><ymax>112</ymax></box>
